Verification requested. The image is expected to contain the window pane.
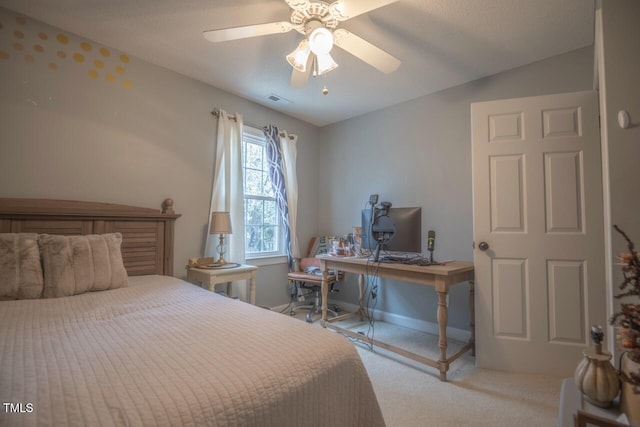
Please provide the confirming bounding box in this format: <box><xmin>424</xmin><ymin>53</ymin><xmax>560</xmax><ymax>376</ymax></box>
<box><xmin>246</xmin><ymin>142</ymin><xmax>263</xmax><ymax>170</ymax></box>
<box><xmin>245</xmin><ymin>198</ymin><xmax>263</xmax><ymax>225</ymax></box>
<box><xmin>245</xmin><ymin>225</ymin><xmax>262</xmax><ymax>253</ymax></box>
<box><xmin>263</xmin><ymin>200</ymin><xmax>277</xmax><ymax>225</ymax></box>
<box><xmin>245</xmin><ymin>169</ymin><xmax>263</xmax><ymax>195</ymax></box>
<box><xmin>262</xmin><ymin>225</ymin><xmax>277</xmax><ymax>252</ymax></box>
<box><xmin>262</xmin><ymin>171</ymin><xmax>275</xmax><ymax>197</ymax></box>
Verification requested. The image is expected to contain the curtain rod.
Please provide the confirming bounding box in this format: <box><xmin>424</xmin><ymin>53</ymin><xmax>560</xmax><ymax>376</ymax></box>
<box><xmin>211</xmin><ymin>108</ymin><xmax>238</xmax><ymax>121</ymax></box>
<box><xmin>211</xmin><ymin>108</ymin><xmax>296</xmax><ymax>140</ymax></box>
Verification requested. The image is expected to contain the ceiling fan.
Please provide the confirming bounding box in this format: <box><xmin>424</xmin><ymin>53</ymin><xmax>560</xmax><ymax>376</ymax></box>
<box><xmin>203</xmin><ymin>0</ymin><xmax>401</xmax><ymax>88</ymax></box>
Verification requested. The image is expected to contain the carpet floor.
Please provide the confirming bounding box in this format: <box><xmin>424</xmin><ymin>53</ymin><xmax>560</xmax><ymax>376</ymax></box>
<box><xmin>287</xmin><ymin>307</ymin><xmax>562</xmax><ymax>427</ymax></box>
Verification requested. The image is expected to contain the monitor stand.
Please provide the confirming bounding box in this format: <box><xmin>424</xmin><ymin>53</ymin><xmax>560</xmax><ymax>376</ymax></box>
<box><xmin>374</xmin><ymin>240</ymin><xmax>383</xmax><ymax>262</ymax></box>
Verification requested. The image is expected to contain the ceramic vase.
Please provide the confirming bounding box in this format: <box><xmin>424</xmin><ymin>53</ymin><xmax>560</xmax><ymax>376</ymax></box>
<box><xmin>574</xmin><ymin>326</ymin><xmax>620</xmax><ymax>408</ymax></box>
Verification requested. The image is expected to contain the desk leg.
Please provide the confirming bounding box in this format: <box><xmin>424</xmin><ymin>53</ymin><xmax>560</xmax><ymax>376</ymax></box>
<box><xmin>249</xmin><ymin>274</ymin><xmax>256</xmax><ymax>305</ymax></box>
<box><xmin>437</xmin><ymin>291</ymin><xmax>449</xmax><ymax>381</ymax></box>
<box><xmin>469</xmin><ymin>280</ymin><xmax>475</xmax><ymax>357</ymax></box>
<box><xmin>320</xmin><ymin>266</ymin><xmax>329</xmax><ymax>327</ymax></box>
<box><xmin>358</xmin><ymin>274</ymin><xmax>365</xmax><ymax>321</ymax></box>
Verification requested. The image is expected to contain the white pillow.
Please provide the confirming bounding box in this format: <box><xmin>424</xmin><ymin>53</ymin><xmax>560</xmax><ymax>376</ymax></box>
<box><xmin>39</xmin><ymin>233</ymin><xmax>128</xmax><ymax>298</ymax></box>
<box><xmin>0</xmin><ymin>233</ymin><xmax>44</xmax><ymax>300</ymax></box>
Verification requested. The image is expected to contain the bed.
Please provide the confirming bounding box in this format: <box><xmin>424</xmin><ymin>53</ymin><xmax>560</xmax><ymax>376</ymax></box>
<box><xmin>0</xmin><ymin>198</ymin><xmax>385</xmax><ymax>427</ymax></box>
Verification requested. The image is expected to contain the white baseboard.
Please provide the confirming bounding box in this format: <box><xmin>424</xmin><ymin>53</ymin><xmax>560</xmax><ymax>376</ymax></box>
<box><xmin>274</xmin><ymin>299</ymin><xmax>471</xmax><ymax>342</ymax></box>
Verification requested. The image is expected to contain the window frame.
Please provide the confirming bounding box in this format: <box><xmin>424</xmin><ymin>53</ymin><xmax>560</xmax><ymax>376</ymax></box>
<box><xmin>242</xmin><ymin>125</ymin><xmax>285</xmax><ymax>260</ymax></box>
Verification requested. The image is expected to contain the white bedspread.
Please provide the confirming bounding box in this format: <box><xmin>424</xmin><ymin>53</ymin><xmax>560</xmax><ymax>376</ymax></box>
<box><xmin>0</xmin><ymin>275</ymin><xmax>385</xmax><ymax>427</ymax></box>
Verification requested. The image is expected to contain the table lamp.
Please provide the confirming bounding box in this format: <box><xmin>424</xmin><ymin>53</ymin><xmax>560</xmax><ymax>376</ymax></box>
<box><xmin>210</xmin><ymin>211</ymin><xmax>232</xmax><ymax>264</ymax></box>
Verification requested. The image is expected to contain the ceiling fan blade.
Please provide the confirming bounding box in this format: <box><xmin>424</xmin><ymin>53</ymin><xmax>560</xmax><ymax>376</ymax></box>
<box><xmin>285</xmin><ymin>0</ymin><xmax>310</xmax><ymax>11</ymax></box>
<box><xmin>203</xmin><ymin>22</ymin><xmax>294</xmax><ymax>43</ymax></box>
<box><xmin>329</xmin><ymin>0</ymin><xmax>398</xmax><ymax>20</ymax></box>
<box><xmin>290</xmin><ymin>54</ymin><xmax>313</xmax><ymax>87</ymax></box>
<box><xmin>333</xmin><ymin>29</ymin><xmax>400</xmax><ymax>73</ymax></box>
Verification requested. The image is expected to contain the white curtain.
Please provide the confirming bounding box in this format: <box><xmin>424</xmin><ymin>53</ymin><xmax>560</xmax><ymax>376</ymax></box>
<box><xmin>280</xmin><ymin>132</ymin><xmax>301</xmax><ymax>261</ymax></box>
<box><xmin>205</xmin><ymin>110</ymin><xmax>247</xmax><ymax>299</ymax></box>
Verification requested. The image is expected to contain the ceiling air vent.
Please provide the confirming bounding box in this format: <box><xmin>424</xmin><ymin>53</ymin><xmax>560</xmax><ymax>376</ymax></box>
<box><xmin>266</xmin><ymin>93</ymin><xmax>291</xmax><ymax>105</ymax></box>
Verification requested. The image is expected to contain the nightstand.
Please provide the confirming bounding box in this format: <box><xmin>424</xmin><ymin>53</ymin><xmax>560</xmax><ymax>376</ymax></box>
<box><xmin>558</xmin><ymin>378</ymin><xmax>624</xmax><ymax>427</ymax></box>
<box><xmin>187</xmin><ymin>264</ymin><xmax>258</xmax><ymax>305</ymax></box>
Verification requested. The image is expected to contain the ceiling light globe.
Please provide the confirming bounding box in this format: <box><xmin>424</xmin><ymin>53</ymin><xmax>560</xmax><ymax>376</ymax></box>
<box><xmin>286</xmin><ymin>39</ymin><xmax>310</xmax><ymax>72</ymax></box>
<box><xmin>309</xmin><ymin>27</ymin><xmax>334</xmax><ymax>55</ymax></box>
<box><xmin>315</xmin><ymin>53</ymin><xmax>338</xmax><ymax>76</ymax></box>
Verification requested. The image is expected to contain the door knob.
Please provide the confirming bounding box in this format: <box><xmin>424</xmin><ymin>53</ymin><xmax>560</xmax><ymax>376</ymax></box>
<box><xmin>478</xmin><ymin>242</ymin><xmax>489</xmax><ymax>251</ymax></box>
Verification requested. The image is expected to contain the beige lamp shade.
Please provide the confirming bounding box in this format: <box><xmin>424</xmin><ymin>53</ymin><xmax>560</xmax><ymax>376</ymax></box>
<box><xmin>210</xmin><ymin>211</ymin><xmax>232</xmax><ymax>235</ymax></box>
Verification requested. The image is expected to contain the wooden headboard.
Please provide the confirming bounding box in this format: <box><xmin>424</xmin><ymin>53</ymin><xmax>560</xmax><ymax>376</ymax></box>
<box><xmin>0</xmin><ymin>198</ymin><xmax>181</xmax><ymax>276</ymax></box>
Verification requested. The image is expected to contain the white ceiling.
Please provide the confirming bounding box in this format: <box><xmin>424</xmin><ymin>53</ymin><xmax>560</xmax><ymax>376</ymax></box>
<box><xmin>0</xmin><ymin>0</ymin><xmax>595</xmax><ymax>126</ymax></box>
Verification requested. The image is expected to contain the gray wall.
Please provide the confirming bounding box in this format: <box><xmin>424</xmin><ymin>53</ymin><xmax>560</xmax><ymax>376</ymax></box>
<box><xmin>597</xmin><ymin>0</ymin><xmax>640</xmax><ymax>349</ymax></box>
<box><xmin>318</xmin><ymin>46</ymin><xmax>595</xmax><ymax>330</ymax></box>
<box><xmin>0</xmin><ymin>8</ymin><xmax>319</xmax><ymax>308</ymax></box>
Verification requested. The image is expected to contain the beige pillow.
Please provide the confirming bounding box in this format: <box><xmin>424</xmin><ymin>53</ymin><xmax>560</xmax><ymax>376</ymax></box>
<box><xmin>0</xmin><ymin>233</ymin><xmax>44</xmax><ymax>300</ymax></box>
<box><xmin>39</xmin><ymin>233</ymin><xmax>128</xmax><ymax>298</ymax></box>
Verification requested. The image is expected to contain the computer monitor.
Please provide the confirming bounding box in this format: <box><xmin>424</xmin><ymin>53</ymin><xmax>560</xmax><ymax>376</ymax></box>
<box><xmin>361</xmin><ymin>207</ymin><xmax>422</xmax><ymax>253</ymax></box>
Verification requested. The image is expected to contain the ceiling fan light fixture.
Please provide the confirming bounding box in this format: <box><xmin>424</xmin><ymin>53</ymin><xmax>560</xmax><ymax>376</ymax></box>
<box><xmin>308</xmin><ymin>27</ymin><xmax>334</xmax><ymax>55</ymax></box>
<box><xmin>286</xmin><ymin>39</ymin><xmax>311</xmax><ymax>72</ymax></box>
<box><xmin>314</xmin><ymin>52</ymin><xmax>338</xmax><ymax>76</ymax></box>
<box><xmin>203</xmin><ymin>0</ymin><xmax>402</xmax><ymax>88</ymax></box>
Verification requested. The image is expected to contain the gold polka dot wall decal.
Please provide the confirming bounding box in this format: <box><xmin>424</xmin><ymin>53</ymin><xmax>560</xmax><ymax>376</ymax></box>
<box><xmin>122</xmin><ymin>80</ymin><xmax>132</xmax><ymax>89</ymax></box>
<box><xmin>93</xmin><ymin>59</ymin><xmax>104</xmax><ymax>69</ymax></box>
<box><xmin>14</xmin><ymin>30</ymin><xmax>24</xmax><ymax>39</ymax></box>
<box><xmin>99</xmin><ymin>47</ymin><xmax>110</xmax><ymax>57</ymax></box>
<box><xmin>56</xmin><ymin>34</ymin><xmax>69</xmax><ymax>45</ymax></box>
<box><xmin>24</xmin><ymin>54</ymin><xmax>34</xmax><ymax>63</ymax></box>
<box><xmin>80</xmin><ymin>42</ymin><xmax>91</xmax><ymax>52</ymax></box>
<box><xmin>73</xmin><ymin>53</ymin><xmax>85</xmax><ymax>63</ymax></box>
<box><xmin>13</xmin><ymin>43</ymin><xmax>24</xmax><ymax>51</ymax></box>
<box><xmin>115</xmin><ymin>65</ymin><xmax>125</xmax><ymax>75</ymax></box>
<box><xmin>16</xmin><ymin>16</ymin><xmax>26</xmax><ymax>25</ymax></box>
<box><xmin>38</xmin><ymin>32</ymin><xmax>48</xmax><ymax>40</ymax></box>
<box><xmin>0</xmin><ymin>50</ymin><xmax>9</xmax><ymax>60</ymax></box>
<box><xmin>56</xmin><ymin>50</ymin><xmax>66</xmax><ymax>59</ymax></box>
<box><xmin>105</xmin><ymin>73</ymin><xmax>116</xmax><ymax>83</ymax></box>
<box><xmin>119</xmin><ymin>54</ymin><xmax>129</xmax><ymax>63</ymax></box>
<box><xmin>88</xmin><ymin>69</ymin><xmax>99</xmax><ymax>79</ymax></box>
<box><xmin>34</xmin><ymin>44</ymin><xmax>44</xmax><ymax>53</ymax></box>
<box><xmin>48</xmin><ymin>62</ymin><xmax>57</xmax><ymax>70</ymax></box>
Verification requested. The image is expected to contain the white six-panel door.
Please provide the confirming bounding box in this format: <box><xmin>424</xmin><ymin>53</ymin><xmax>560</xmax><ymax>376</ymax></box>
<box><xmin>471</xmin><ymin>91</ymin><xmax>605</xmax><ymax>377</ymax></box>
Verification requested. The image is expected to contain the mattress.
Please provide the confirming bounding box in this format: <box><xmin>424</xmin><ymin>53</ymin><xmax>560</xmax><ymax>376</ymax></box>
<box><xmin>0</xmin><ymin>275</ymin><xmax>385</xmax><ymax>427</ymax></box>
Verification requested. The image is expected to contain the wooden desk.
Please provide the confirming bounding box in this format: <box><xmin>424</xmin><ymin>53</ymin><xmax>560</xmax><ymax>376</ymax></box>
<box><xmin>187</xmin><ymin>264</ymin><xmax>258</xmax><ymax>304</ymax></box>
<box><xmin>318</xmin><ymin>255</ymin><xmax>475</xmax><ymax>381</ymax></box>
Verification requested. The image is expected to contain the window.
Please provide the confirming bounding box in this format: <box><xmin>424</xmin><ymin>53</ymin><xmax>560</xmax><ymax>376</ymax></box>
<box><xmin>242</xmin><ymin>126</ymin><xmax>282</xmax><ymax>258</ymax></box>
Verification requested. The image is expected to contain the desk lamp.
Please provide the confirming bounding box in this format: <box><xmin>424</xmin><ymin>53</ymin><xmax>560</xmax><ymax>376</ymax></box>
<box><xmin>210</xmin><ymin>211</ymin><xmax>232</xmax><ymax>264</ymax></box>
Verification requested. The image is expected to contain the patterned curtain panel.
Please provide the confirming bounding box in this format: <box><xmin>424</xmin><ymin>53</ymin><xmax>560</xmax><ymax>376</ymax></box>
<box><xmin>280</xmin><ymin>133</ymin><xmax>300</xmax><ymax>262</ymax></box>
<box><xmin>264</xmin><ymin>125</ymin><xmax>293</xmax><ymax>270</ymax></box>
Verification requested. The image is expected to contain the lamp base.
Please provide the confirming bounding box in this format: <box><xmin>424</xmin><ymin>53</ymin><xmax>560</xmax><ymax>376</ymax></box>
<box><xmin>216</xmin><ymin>233</ymin><xmax>228</xmax><ymax>265</ymax></box>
